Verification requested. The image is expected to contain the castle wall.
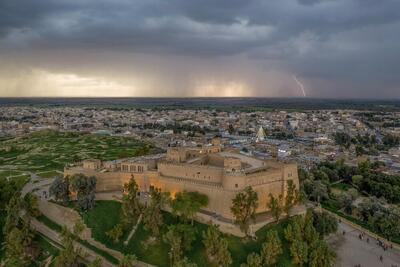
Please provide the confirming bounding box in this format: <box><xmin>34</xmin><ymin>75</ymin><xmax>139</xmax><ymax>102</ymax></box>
<box><xmin>158</xmin><ymin>163</ymin><xmax>223</xmax><ymax>184</ymax></box>
<box><xmin>64</xmin><ymin>159</ymin><xmax>300</xmax><ymax>220</ymax></box>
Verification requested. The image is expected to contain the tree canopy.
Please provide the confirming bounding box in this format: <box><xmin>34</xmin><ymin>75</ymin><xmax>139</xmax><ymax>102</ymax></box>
<box><xmin>69</xmin><ymin>174</ymin><xmax>97</xmax><ymax>211</ymax></box>
<box><xmin>172</xmin><ymin>191</ymin><xmax>208</xmax><ymax>224</ymax></box>
<box><xmin>231</xmin><ymin>186</ymin><xmax>258</xmax><ymax>236</ymax></box>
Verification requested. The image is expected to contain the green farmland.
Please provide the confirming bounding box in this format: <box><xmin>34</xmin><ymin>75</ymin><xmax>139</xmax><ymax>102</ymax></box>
<box><xmin>0</xmin><ymin>130</ymin><xmax>158</xmax><ymax>179</ymax></box>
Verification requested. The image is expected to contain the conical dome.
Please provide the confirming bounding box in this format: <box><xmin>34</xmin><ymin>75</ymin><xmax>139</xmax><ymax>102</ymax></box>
<box><xmin>256</xmin><ymin>126</ymin><xmax>266</xmax><ymax>141</ymax></box>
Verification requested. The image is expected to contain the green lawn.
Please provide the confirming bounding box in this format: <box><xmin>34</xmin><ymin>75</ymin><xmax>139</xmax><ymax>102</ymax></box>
<box><xmin>80</xmin><ymin>201</ymin><xmax>293</xmax><ymax>267</ymax></box>
<box><xmin>0</xmin><ymin>130</ymin><xmax>159</xmax><ymax>175</ymax></box>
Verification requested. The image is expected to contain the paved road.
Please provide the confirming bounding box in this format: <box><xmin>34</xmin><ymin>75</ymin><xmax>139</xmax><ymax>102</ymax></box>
<box><xmin>329</xmin><ymin>222</ymin><xmax>400</xmax><ymax>267</ymax></box>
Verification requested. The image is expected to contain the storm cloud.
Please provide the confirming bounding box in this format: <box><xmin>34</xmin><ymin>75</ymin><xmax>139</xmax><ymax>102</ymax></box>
<box><xmin>0</xmin><ymin>0</ymin><xmax>399</xmax><ymax>97</ymax></box>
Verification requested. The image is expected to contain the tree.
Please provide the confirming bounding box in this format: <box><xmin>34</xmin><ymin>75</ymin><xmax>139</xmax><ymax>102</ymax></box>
<box><xmin>2</xmin><ymin>194</ymin><xmax>34</xmax><ymax>266</ymax></box>
<box><xmin>260</xmin><ymin>230</ymin><xmax>283</xmax><ymax>266</ymax></box>
<box><xmin>302</xmin><ymin>180</ymin><xmax>328</xmax><ymax>202</ymax></box>
<box><xmin>284</xmin><ymin>180</ymin><xmax>298</xmax><ymax>217</ymax></box>
<box><xmin>172</xmin><ymin>191</ymin><xmax>209</xmax><ymax>225</ymax></box>
<box><xmin>358</xmin><ymin>198</ymin><xmax>400</xmax><ymax>240</ymax></box>
<box><xmin>21</xmin><ymin>193</ymin><xmax>40</xmax><ymax>223</ymax></box>
<box><xmin>118</xmin><ymin>254</ymin><xmax>137</xmax><ymax>267</ymax></box>
<box><xmin>88</xmin><ymin>257</ymin><xmax>103</xmax><ymax>267</ymax></box>
<box><xmin>69</xmin><ymin>174</ymin><xmax>97</xmax><ymax>211</ymax></box>
<box><xmin>173</xmin><ymin>257</ymin><xmax>198</xmax><ymax>267</ymax></box>
<box><xmin>202</xmin><ymin>225</ymin><xmax>232</xmax><ymax>267</ymax></box>
<box><xmin>3</xmin><ymin>227</ymin><xmax>30</xmax><ymax>267</ymax></box>
<box><xmin>121</xmin><ymin>177</ymin><xmax>142</xmax><ymax>226</ymax></box>
<box><xmin>202</xmin><ymin>224</ymin><xmax>220</xmax><ymax>261</ymax></box>
<box><xmin>73</xmin><ymin>220</ymin><xmax>85</xmax><ymax>236</ymax></box>
<box><xmin>338</xmin><ymin>192</ymin><xmax>355</xmax><ymax>214</ymax></box>
<box><xmin>284</xmin><ymin>217</ymin><xmax>303</xmax><ymax>244</ymax></box>
<box><xmin>163</xmin><ymin>227</ymin><xmax>183</xmax><ymax>266</ymax></box>
<box><xmin>49</xmin><ymin>176</ymin><xmax>70</xmax><ymax>205</ymax></box>
<box><xmin>355</xmin><ymin>145</ymin><xmax>366</xmax><ymax>156</ymax></box>
<box><xmin>333</xmin><ymin>132</ymin><xmax>351</xmax><ymax>149</ymax></box>
<box><xmin>383</xmin><ymin>134</ymin><xmax>400</xmax><ymax>148</ymax></box>
<box><xmin>284</xmin><ymin>211</ymin><xmax>335</xmax><ymax>266</ymax></box>
<box><xmin>290</xmin><ymin>239</ymin><xmax>308</xmax><ymax>266</ymax></box>
<box><xmin>175</xmin><ymin>224</ymin><xmax>197</xmax><ymax>251</ymax></box>
<box><xmin>313</xmin><ymin>170</ymin><xmax>329</xmax><ymax>183</ymax></box>
<box><xmin>303</xmin><ymin>221</ymin><xmax>319</xmax><ymax>248</ymax></box>
<box><xmin>0</xmin><ymin>175</ymin><xmax>28</xmax><ymax>211</ymax></box>
<box><xmin>308</xmin><ymin>239</ymin><xmax>336</xmax><ymax>267</ymax></box>
<box><xmin>54</xmin><ymin>226</ymin><xmax>82</xmax><ymax>267</ymax></box>
<box><xmin>228</xmin><ymin>124</ymin><xmax>235</xmax><ymax>134</ymax></box>
<box><xmin>268</xmin><ymin>193</ymin><xmax>283</xmax><ymax>222</ymax></box>
<box><xmin>231</xmin><ymin>186</ymin><xmax>258</xmax><ymax>236</ymax></box>
<box><xmin>106</xmin><ymin>223</ymin><xmax>124</xmax><ymax>243</ymax></box>
<box><xmin>351</xmin><ymin>175</ymin><xmax>363</xmax><ymax>187</ymax></box>
<box><xmin>143</xmin><ymin>188</ymin><xmax>164</xmax><ymax>236</ymax></box>
<box><xmin>312</xmin><ymin>211</ymin><xmax>338</xmax><ymax>237</ymax></box>
<box><xmin>3</xmin><ymin>194</ymin><xmax>22</xmax><ymax>234</ymax></box>
<box><xmin>163</xmin><ymin>223</ymin><xmax>197</xmax><ymax>266</ymax></box>
<box><xmin>240</xmin><ymin>252</ymin><xmax>262</xmax><ymax>267</ymax></box>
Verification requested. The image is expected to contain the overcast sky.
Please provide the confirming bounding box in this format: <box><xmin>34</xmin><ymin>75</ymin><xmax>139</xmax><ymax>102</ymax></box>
<box><xmin>0</xmin><ymin>0</ymin><xmax>399</xmax><ymax>98</ymax></box>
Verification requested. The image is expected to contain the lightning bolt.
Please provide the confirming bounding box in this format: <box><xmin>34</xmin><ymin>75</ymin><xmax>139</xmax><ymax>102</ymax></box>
<box><xmin>292</xmin><ymin>75</ymin><xmax>306</xmax><ymax>97</ymax></box>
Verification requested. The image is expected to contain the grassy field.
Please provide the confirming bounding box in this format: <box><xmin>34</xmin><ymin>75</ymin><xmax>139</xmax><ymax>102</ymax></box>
<box><xmin>80</xmin><ymin>201</ymin><xmax>293</xmax><ymax>267</ymax></box>
<box><xmin>0</xmin><ymin>130</ymin><xmax>158</xmax><ymax>178</ymax></box>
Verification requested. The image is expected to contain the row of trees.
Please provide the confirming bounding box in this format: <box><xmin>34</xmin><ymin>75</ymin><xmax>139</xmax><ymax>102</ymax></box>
<box><xmin>143</xmin><ymin>122</ymin><xmax>212</xmax><ymax>135</ymax></box>
<box><xmin>240</xmin><ymin>210</ymin><xmax>337</xmax><ymax>267</ymax></box>
<box><xmin>267</xmin><ymin>180</ymin><xmax>299</xmax><ymax>223</ymax></box>
<box><xmin>357</xmin><ymin>197</ymin><xmax>400</xmax><ymax>241</ymax></box>
<box><xmin>241</xmin><ymin>230</ymin><xmax>283</xmax><ymax>267</ymax></box>
<box><xmin>229</xmin><ymin>180</ymin><xmax>299</xmax><ymax>237</ymax></box>
<box><xmin>285</xmin><ymin>211</ymin><xmax>336</xmax><ymax>267</ymax></box>
<box><xmin>334</xmin><ymin>132</ymin><xmax>400</xmax><ymax>153</ymax></box>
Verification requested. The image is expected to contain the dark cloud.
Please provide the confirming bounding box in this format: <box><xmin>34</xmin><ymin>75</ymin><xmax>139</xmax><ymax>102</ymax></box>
<box><xmin>0</xmin><ymin>0</ymin><xmax>399</xmax><ymax>97</ymax></box>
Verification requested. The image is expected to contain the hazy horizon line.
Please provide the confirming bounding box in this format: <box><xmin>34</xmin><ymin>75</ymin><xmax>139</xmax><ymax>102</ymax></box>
<box><xmin>1</xmin><ymin>96</ymin><xmax>400</xmax><ymax>101</ymax></box>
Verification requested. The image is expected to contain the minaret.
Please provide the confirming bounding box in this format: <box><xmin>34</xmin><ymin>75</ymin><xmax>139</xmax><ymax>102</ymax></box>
<box><xmin>256</xmin><ymin>126</ymin><xmax>266</xmax><ymax>142</ymax></box>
